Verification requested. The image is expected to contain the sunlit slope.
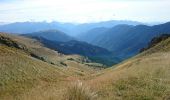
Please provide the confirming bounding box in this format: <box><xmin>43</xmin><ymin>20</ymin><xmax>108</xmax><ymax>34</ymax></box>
<box><xmin>0</xmin><ymin>33</ymin><xmax>101</xmax><ymax>100</ymax></box>
<box><xmin>140</xmin><ymin>36</ymin><xmax>170</xmax><ymax>56</ymax></box>
<box><xmin>0</xmin><ymin>33</ymin><xmax>101</xmax><ymax>75</ymax></box>
<box><xmin>0</xmin><ymin>45</ymin><xmax>67</xmax><ymax>99</ymax></box>
<box><xmin>89</xmin><ymin>37</ymin><xmax>170</xmax><ymax>100</ymax></box>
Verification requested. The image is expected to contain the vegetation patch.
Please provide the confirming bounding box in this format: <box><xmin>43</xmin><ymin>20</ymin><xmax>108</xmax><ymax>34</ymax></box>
<box><xmin>63</xmin><ymin>81</ymin><xmax>98</xmax><ymax>100</ymax></box>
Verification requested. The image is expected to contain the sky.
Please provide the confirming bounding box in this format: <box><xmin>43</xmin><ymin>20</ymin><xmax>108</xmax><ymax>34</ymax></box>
<box><xmin>0</xmin><ymin>0</ymin><xmax>170</xmax><ymax>23</ymax></box>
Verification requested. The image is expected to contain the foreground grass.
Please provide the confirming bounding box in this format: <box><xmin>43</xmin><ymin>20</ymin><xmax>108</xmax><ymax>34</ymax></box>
<box><xmin>63</xmin><ymin>81</ymin><xmax>98</xmax><ymax>100</ymax></box>
<box><xmin>1</xmin><ymin>48</ymin><xmax>168</xmax><ymax>100</ymax></box>
<box><xmin>87</xmin><ymin>37</ymin><xmax>170</xmax><ymax>100</ymax></box>
<box><xmin>0</xmin><ymin>45</ymin><xmax>96</xmax><ymax>100</ymax></box>
<box><xmin>0</xmin><ymin>46</ymin><xmax>67</xmax><ymax>99</ymax></box>
<box><xmin>112</xmin><ymin>75</ymin><xmax>169</xmax><ymax>100</ymax></box>
<box><xmin>89</xmin><ymin>52</ymin><xmax>170</xmax><ymax>100</ymax></box>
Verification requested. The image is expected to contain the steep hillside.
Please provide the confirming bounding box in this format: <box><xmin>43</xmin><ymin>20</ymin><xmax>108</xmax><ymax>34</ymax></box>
<box><xmin>37</xmin><ymin>38</ymin><xmax>111</xmax><ymax>56</ymax></box>
<box><xmin>77</xmin><ymin>25</ymin><xmax>133</xmax><ymax>44</ymax></box>
<box><xmin>88</xmin><ymin>25</ymin><xmax>133</xmax><ymax>49</ymax></box>
<box><xmin>0</xmin><ymin>33</ymin><xmax>104</xmax><ymax>99</ymax></box>
<box><xmin>0</xmin><ymin>41</ymin><xmax>66</xmax><ymax>99</ymax></box>
<box><xmin>0</xmin><ymin>33</ymin><xmax>102</xmax><ymax>74</ymax></box>
<box><xmin>79</xmin><ymin>22</ymin><xmax>170</xmax><ymax>60</ymax></box>
<box><xmin>87</xmin><ymin>36</ymin><xmax>170</xmax><ymax>100</ymax></box>
<box><xmin>32</xmin><ymin>37</ymin><xmax>120</xmax><ymax>66</ymax></box>
<box><xmin>23</xmin><ymin>30</ymin><xmax>74</xmax><ymax>42</ymax></box>
<box><xmin>140</xmin><ymin>34</ymin><xmax>170</xmax><ymax>52</ymax></box>
<box><xmin>77</xmin><ymin>27</ymin><xmax>108</xmax><ymax>42</ymax></box>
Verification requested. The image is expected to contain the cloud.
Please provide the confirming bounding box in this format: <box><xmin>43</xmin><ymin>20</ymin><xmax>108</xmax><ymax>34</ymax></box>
<box><xmin>0</xmin><ymin>0</ymin><xmax>170</xmax><ymax>23</ymax></box>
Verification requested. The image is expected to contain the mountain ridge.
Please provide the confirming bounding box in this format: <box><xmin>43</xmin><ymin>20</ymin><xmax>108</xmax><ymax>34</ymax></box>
<box><xmin>78</xmin><ymin>22</ymin><xmax>170</xmax><ymax>60</ymax></box>
<box><xmin>0</xmin><ymin>20</ymin><xmax>141</xmax><ymax>36</ymax></box>
<box><xmin>23</xmin><ymin>29</ymin><xmax>74</xmax><ymax>42</ymax></box>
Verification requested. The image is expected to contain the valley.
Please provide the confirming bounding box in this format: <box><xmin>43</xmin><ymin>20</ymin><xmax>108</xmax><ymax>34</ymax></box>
<box><xmin>1</xmin><ymin>0</ymin><xmax>170</xmax><ymax>99</ymax></box>
<box><xmin>0</xmin><ymin>20</ymin><xmax>170</xmax><ymax>100</ymax></box>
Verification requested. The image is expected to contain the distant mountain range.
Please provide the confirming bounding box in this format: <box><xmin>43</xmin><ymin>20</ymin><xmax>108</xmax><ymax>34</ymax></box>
<box><xmin>36</xmin><ymin>38</ymin><xmax>111</xmax><ymax>56</ymax></box>
<box><xmin>0</xmin><ymin>22</ymin><xmax>8</xmax><ymax>25</ymax></box>
<box><xmin>77</xmin><ymin>22</ymin><xmax>170</xmax><ymax>59</ymax></box>
<box><xmin>23</xmin><ymin>30</ymin><xmax>74</xmax><ymax>42</ymax></box>
<box><xmin>0</xmin><ymin>21</ymin><xmax>69</xmax><ymax>34</ymax></box>
<box><xmin>70</xmin><ymin>20</ymin><xmax>141</xmax><ymax>36</ymax></box>
<box><xmin>0</xmin><ymin>20</ymin><xmax>141</xmax><ymax>36</ymax></box>
<box><xmin>77</xmin><ymin>27</ymin><xmax>109</xmax><ymax>42</ymax></box>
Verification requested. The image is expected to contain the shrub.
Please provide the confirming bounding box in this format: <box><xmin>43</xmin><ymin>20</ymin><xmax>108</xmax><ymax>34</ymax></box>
<box><xmin>63</xmin><ymin>81</ymin><xmax>97</xmax><ymax>100</ymax></box>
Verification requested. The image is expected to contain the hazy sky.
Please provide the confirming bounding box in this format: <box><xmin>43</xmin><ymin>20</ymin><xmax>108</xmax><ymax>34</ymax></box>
<box><xmin>0</xmin><ymin>0</ymin><xmax>170</xmax><ymax>23</ymax></box>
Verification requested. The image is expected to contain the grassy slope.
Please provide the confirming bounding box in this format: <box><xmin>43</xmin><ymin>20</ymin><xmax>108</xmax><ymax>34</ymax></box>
<box><xmin>0</xmin><ymin>45</ymin><xmax>67</xmax><ymax>99</ymax></box>
<box><xmin>0</xmin><ymin>33</ymin><xmax>101</xmax><ymax>76</ymax></box>
<box><xmin>87</xmin><ymin>38</ymin><xmax>170</xmax><ymax>100</ymax></box>
<box><xmin>1</xmin><ymin>32</ymin><xmax>170</xmax><ymax>100</ymax></box>
<box><xmin>0</xmin><ymin>33</ymin><xmax>101</xmax><ymax>100</ymax></box>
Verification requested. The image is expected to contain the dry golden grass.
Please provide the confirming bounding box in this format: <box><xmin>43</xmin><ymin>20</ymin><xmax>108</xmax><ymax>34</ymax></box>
<box><xmin>1</xmin><ymin>33</ymin><xmax>170</xmax><ymax>100</ymax></box>
<box><xmin>0</xmin><ymin>33</ymin><xmax>100</xmax><ymax>100</ymax></box>
<box><xmin>88</xmin><ymin>51</ymin><xmax>170</xmax><ymax>100</ymax></box>
<box><xmin>0</xmin><ymin>45</ymin><xmax>68</xmax><ymax>99</ymax></box>
<box><xmin>63</xmin><ymin>81</ymin><xmax>98</xmax><ymax>100</ymax></box>
<box><xmin>84</xmin><ymin>38</ymin><xmax>170</xmax><ymax>99</ymax></box>
<box><xmin>0</xmin><ymin>32</ymin><xmax>100</xmax><ymax>75</ymax></box>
